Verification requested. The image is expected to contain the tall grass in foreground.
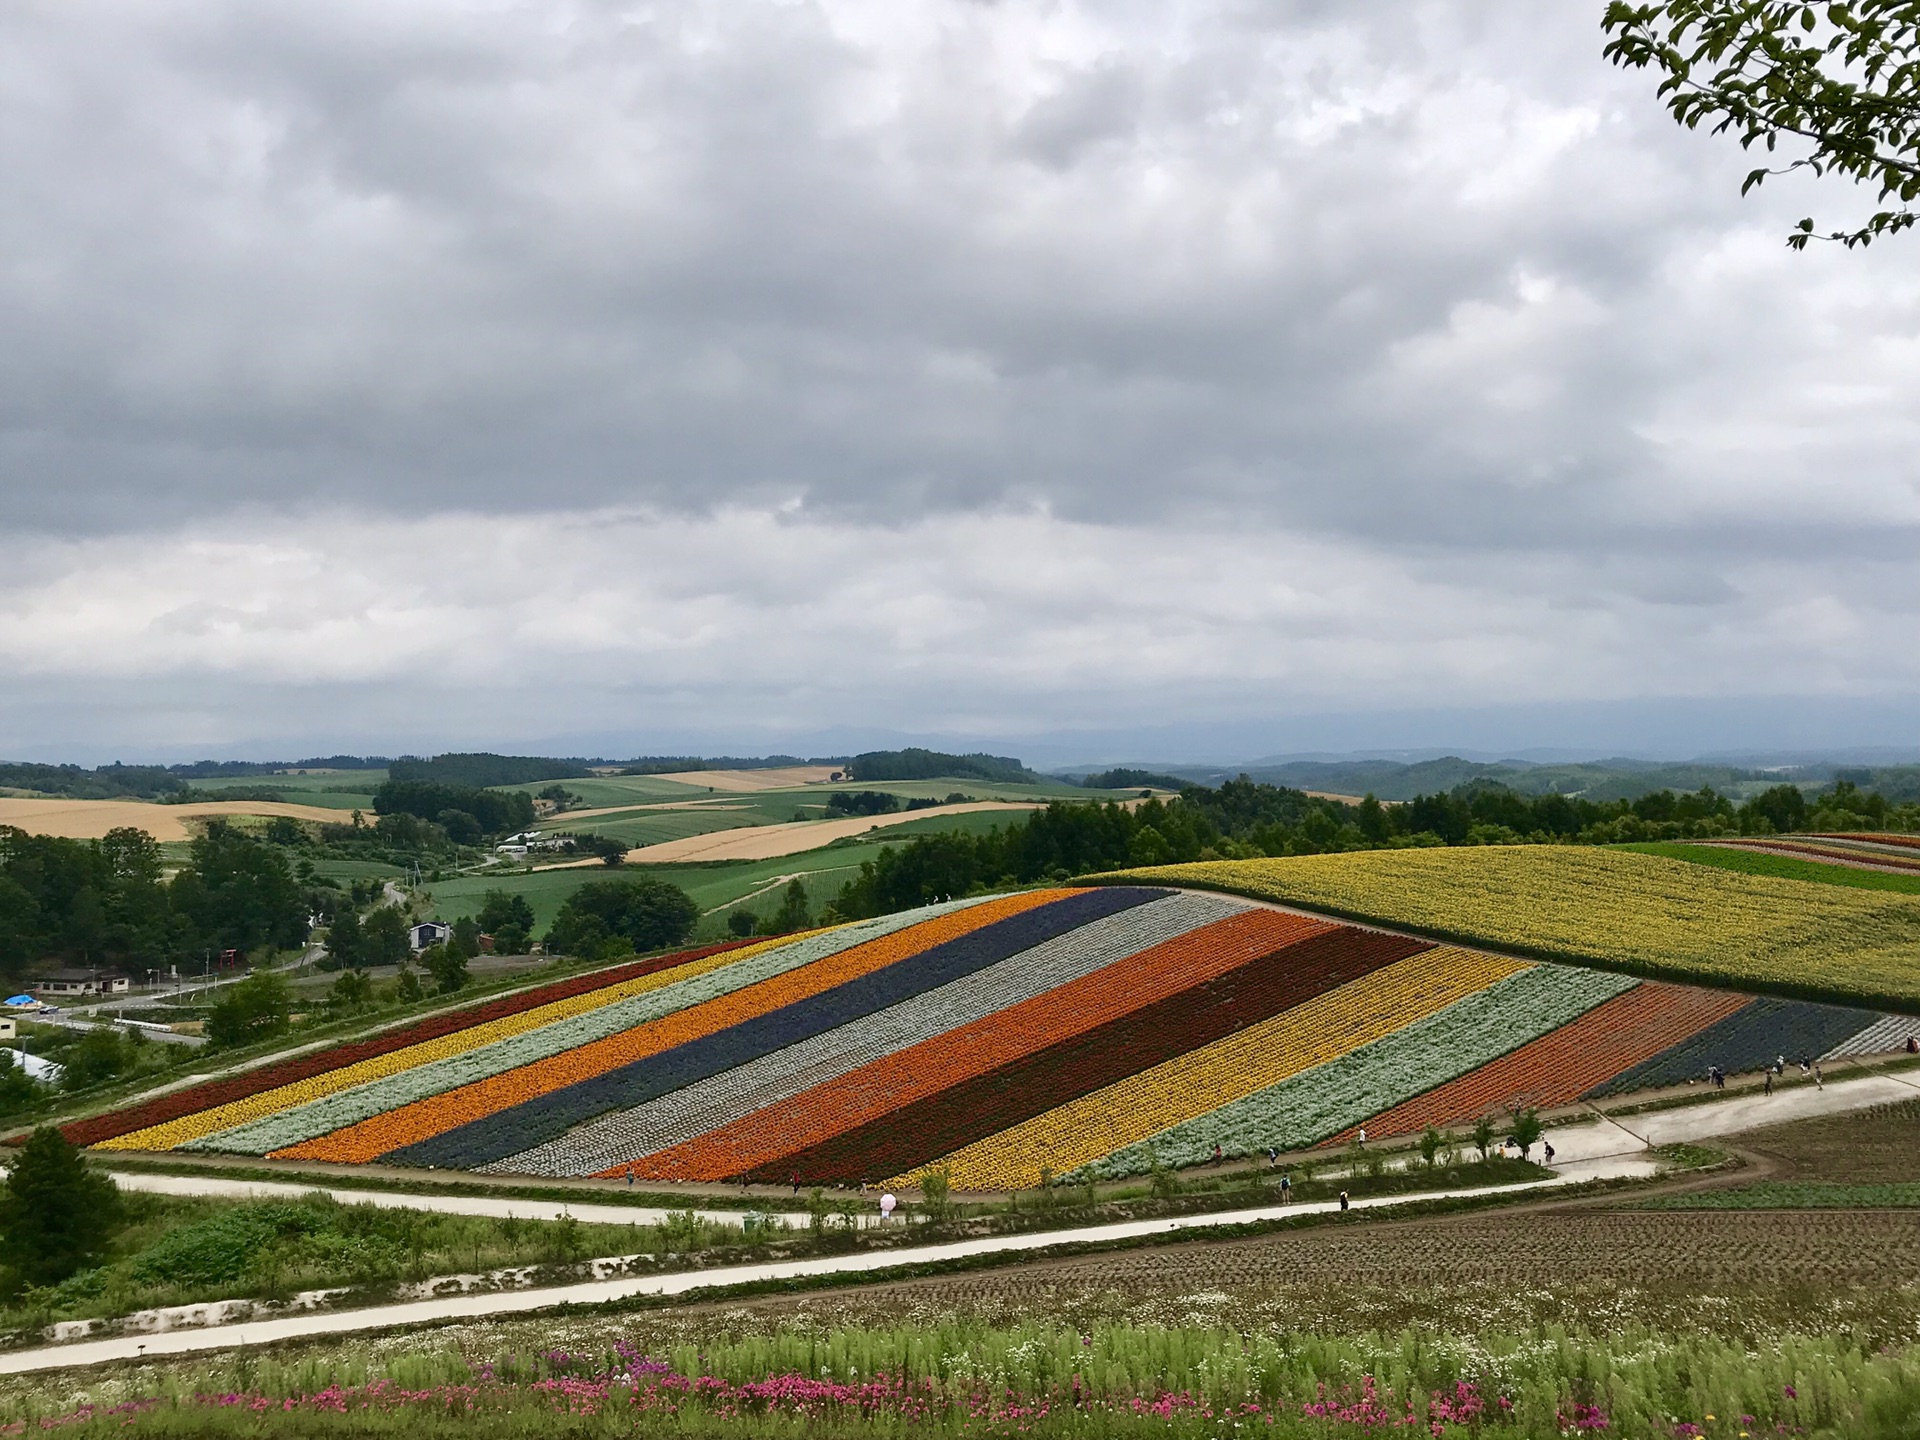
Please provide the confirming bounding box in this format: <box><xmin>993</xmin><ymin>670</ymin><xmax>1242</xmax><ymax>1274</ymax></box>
<box><xmin>11</xmin><ymin>1322</ymin><xmax>1920</xmax><ymax>1438</ymax></box>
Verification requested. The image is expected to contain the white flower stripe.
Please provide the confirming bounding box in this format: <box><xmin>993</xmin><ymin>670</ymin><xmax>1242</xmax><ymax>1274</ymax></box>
<box><xmin>487</xmin><ymin>893</ymin><xmax>1248</xmax><ymax>1177</ymax></box>
<box><xmin>188</xmin><ymin>897</ymin><xmax>1001</xmax><ymax>1155</ymax></box>
<box><xmin>1822</xmin><ymin>1013</ymin><xmax>1920</xmax><ymax>1059</ymax></box>
<box><xmin>1085</xmin><ymin>962</ymin><xmax>1638</xmax><ymax>1178</ymax></box>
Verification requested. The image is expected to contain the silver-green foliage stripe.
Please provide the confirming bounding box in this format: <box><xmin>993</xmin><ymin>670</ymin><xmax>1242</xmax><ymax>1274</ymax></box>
<box><xmin>186</xmin><ymin>897</ymin><xmax>1002</xmax><ymax>1154</ymax></box>
<box><xmin>1083</xmin><ymin>963</ymin><xmax>1639</xmax><ymax>1179</ymax></box>
<box><xmin>485</xmin><ymin>892</ymin><xmax>1247</xmax><ymax>1177</ymax></box>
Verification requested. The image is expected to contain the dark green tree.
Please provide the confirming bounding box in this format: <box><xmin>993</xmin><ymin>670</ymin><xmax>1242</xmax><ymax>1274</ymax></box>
<box><xmin>170</xmin><ymin>823</ymin><xmax>307</xmax><ymax>953</ymax></box>
<box><xmin>547</xmin><ymin>879</ymin><xmax>698</xmax><ymax>958</ymax></box>
<box><xmin>0</xmin><ymin>1049</ymin><xmax>39</xmax><ymax>1118</ymax></box>
<box><xmin>328</xmin><ymin>969</ymin><xmax>374</xmax><ymax>1012</ymax></box>
<box><xmin>422</xmin><ymin>943</ymin><xmax>469</xmax><ymax>995</ymax></box>
<box><xmin>205</xmin><ymin>971</ymin><xmax>292</xmax><ymax>1049</ymax></box>
<box><xmin>758</xmin><ymin>880</ymin><xmax>812</xmax><ymax>936</ymax></box>
<box><xmin>1603</xmin><ymin>1</ymin><xmax>1920</xmax><ymax>248</ymax></box>
<box><xmin>324</xmin><ymin>906</ymin><xmax>364</xmax><ymax>970</ymax></box>
<box><xmin>1740</xmin><ymin>782</ymin><xmax>1811</xmax><ymax>835</ymax></box>
<box><xmin>726</xmin><ymin>909</ymin><xmax>757</xmax><ymax>938</ymax></box>
<box><xmin>362</xmin><ymin>907</ymin><xmax>411</xmax><ymax>968</ymax></box>
<box><xmin>0</xmin><ymin>1127</ymin><xmax>122</xmax><ymax>1290</ymax></box>
<box><xmin>1472</xmin><ymin>1113</ymin><xmax>1496</xmax><ymax>1161</ymax></box>
<box><xmin>449</xmin><ymin>916</ymin><xmax>482</xmax><ymax>959</ymax></box>
<box><xmin>1509</xmin><ymin>1107</ymin><xmax>1545</xmax><ymax>1160</ymax></box>
<box><xmin>60</xmin><ymin>1027</ymin><xmax>135</xmax><ymax>1091</ymax></box>
<box><xmin>476</xmin><ymin>891</ymin><xmax>535</xmax><ymax>953</ymax></box>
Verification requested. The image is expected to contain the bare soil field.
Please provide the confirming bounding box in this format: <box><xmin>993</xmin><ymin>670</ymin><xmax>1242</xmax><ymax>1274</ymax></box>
<box><xmin>665</xmin><ymin>767</ymin><xmax>845</xmax><ymax>792</ymax></box>
<box><xmin>0</xmin><ymin>797</ymin><xmax>349</xmax><ymax>841</ymax></box>
<box><xmin>572</xmin><ymin>1106</ymin><xmax>1920</xmax><ymax>1347</ymax></box>
<box><xmin>398</xmin><ymin>1203</ymin><xmax>1920</xmax><ymax>1364</ymax></box>
<box><xmin>1737</xmin><ymin>1096</ymin><xmax>1920</xmax><ymax>1183</ymax></box>
<box><xmin>532</xmin><ymin>801</ymin><xmax>1045</xmax><ymax>866</ymax></box>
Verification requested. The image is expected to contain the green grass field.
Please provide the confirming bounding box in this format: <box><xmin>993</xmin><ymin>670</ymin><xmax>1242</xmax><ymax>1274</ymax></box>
<box><xmin>539</xmin><ymin>782</ymin><xmax>1072</xmax><ymax>852</ymax></box>
<box><xmin>1623</xmin><ymin>841</ymin><xmax>1920</xmax><ymax>895</ymax></box>
<box><xmin>496</xmin><ymin>773</ymin><xmax>712</xmax><ymax>805</ymax></box>
<box><xmin>184</xmin><ymin>770</ymin><xmax>383</xmax><ymax>810</ymax></box>
<box><xmin>544</xmin><ymin>808</ymin><xmax>767</xmax><ymax>846</ymax></box>
<box><xmin>305</xmin><ymin>856</ymin><xmax>409</xmax><ymax>882</ymax></box>
<box><xmin>426</xmin><ymin>839</ymin><xmax>908</xmax><ymax>932</ymax></box>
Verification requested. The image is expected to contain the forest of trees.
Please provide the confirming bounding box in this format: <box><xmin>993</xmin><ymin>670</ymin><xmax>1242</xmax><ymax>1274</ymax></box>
<box><xmin>827</xmin><ymin>776</ymin><xmax>1917</xmax><ymax>919</ymax></box>
<box><xmin>846</xmin><ymin>749</ymin><xmax>1033</xmax><ymax>784</ymax></box>
<box><xmin>387</xmin><ymin>753</ymin><xmax>591</xmax><ymax>788</ymax></box>
<box><xmin>370</xmin><ymin>779</ymin><xmax>536</xmax><ymax>842</ymax></box>
<box><xmin>0</xmin><ymin>823</ymin><xmax>315</xmax><ymax>982</ymax></box>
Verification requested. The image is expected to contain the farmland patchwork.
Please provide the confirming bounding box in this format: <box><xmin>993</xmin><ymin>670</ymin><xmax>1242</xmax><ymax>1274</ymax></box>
<box><xmin>59</xmin><ymin>862</ymin><xmax>1920</xmax><ymax>1188</ymax></box>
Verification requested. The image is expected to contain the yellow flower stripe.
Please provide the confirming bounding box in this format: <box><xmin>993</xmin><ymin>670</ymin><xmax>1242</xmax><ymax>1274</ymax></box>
<box><xmin>1099</xmin><ymin>848</ymin><xmax>1920</xmax><ymax>1008</ymax></box>
<box><xmin>911</xmin><ymin>945</ymin><xmax>1526</xmax><ymax>1191</ymax></box>
<box><xmin>98</xmin><ymin>929</ymin><xmax>833</xmax><ymax>1152</ymax></box>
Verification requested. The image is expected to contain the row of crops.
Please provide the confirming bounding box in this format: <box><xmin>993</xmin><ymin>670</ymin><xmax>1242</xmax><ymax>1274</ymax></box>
<box><xmin>54</xmin><ymin>854</ymin><xmax>1920</xmax><ymax>1190</ymax></box>
<box><xmin>1112</xmin><ymin>847</ymin><xmax>1920</xmax><ymax>1008</ymax></box>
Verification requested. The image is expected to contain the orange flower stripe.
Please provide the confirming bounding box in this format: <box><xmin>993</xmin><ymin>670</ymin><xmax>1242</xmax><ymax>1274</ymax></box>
<box><xmin>96</xmin><ymin>933</ymin><xmax>811</xmax><ymax>1153</ymax></box>
<box><xmin>274</xmin><ymin>888</ymin><xmax>1067</xmax><ymax>1163</ymax></box>
<box><xmin>917</xmin><ymin>945</ymin><xmax>1526</xmax><ymax>1191</ymax></box>
<box><xmin>1324</xmin><ymin>980</ymin><xmax>1752</xmax><ymax>1143</ymax></box>
<box><xmin>610</xmin><ymin>907</ymin><xmax>1333</xmax><ymax>1181</ymax></box>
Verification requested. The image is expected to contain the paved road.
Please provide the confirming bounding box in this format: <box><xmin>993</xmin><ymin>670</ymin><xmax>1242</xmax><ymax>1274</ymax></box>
<box><xmin>1</xmin><ymin>1069</ymin><xmax>1907</xmax><ymax>1375</ymax></box>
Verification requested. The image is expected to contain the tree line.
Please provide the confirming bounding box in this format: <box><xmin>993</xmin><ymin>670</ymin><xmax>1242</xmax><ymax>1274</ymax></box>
<box><xmin>0</xmin><ymin>823</ymin><xmax>316</xmax><ymax>983</ymax></box>
<box><xmin>825</xmin><ymin>776</ymin><xmax>1915</xmax><ymax>919</ymax></box>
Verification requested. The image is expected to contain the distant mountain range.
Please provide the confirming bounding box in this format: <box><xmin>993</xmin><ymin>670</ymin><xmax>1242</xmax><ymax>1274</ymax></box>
<box><xmin>1053</xmin><ymin>755</ymin><xmax>1920</xmax><ymax>803</ymax></box>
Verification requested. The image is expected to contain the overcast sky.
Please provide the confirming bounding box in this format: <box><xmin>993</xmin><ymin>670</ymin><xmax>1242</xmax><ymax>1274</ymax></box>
<box><xmin>2</xmin><ymin>0</ymin><xmax>1916</xmax><ymax>765</ymax></box>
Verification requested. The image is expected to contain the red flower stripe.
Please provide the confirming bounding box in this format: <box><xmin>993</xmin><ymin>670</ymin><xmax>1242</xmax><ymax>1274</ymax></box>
<box><xmin>1818</xmin><ymin>832</ymin><xmax>1920</xmax><ymax>851</ymax></box>
<box><xmin>611</xmin><ymin>908</ymin><xmax>1332</xmax><ymax>1181</ymax></box>
<box><xmin>1323</xmin><ymin>981</ymin><xmax>1750</xmax><ymax>1143</ymax></box>
<box><xmin>53</xmin><ymin>941</ymin><xmax>752</xmax><ymax>1147</ymax></box>
<box><xmin>742</xmin><ymin>924</ymin><xmax>1434</xmax><ymax>1185</ymax></box>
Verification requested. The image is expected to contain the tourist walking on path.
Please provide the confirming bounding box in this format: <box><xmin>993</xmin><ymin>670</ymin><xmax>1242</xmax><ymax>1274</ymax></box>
<box><xmin>1764</xmin><ymin>1070</ymin><xmax>1773</xmax><ymax>1096</ymax></box>
<box><xmin>1338</xmin><ymin>1190</ymin><xmax>1349</xmax><ymax>1211</ymax></box>
<box><xmin>1279</xmin><ymin>1174</ymin><xmax>1291</xmax><ymax>1203</ymax></box>
<box><xmin>1815</xmin><ymin>1061</ymin><xmax>1824</xmax><ymax>1090</ymax></box>
<box><xmin>625</xmin><ymin>1166</ymin><xmax>634</xmax><ymax>1188</ymax></box>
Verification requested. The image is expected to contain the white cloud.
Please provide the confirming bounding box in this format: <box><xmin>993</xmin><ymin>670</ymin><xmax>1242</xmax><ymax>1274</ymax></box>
<box><xmin>3</xmin><ymin>507</ymin><xmax>1916</xmax><ymax>752</ymax></box>
<box><xmin>0</xmin><ymin>1</ymin><xmax>1914</xmax><ymax>753</ymax></box>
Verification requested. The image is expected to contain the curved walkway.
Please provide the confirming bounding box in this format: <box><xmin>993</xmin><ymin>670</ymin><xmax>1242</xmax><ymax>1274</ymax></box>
<box><xmin>93</xmin><ymin>1171</ymin><xmax>819</xmax><ymax>1230</ymax></box>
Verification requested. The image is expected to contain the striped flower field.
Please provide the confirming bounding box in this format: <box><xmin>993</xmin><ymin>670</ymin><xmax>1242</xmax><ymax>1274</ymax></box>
<box><xmin>53</xmin><ymin>875</ymin><xmax>1920</xmax><ymax>1191</ymax></box>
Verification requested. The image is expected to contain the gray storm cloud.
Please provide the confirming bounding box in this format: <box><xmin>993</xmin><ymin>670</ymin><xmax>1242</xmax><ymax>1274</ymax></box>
<box><xmin>0</xmin><ymin>0</ymin><xmax>1914</xmax><ymax>753</ymax></box>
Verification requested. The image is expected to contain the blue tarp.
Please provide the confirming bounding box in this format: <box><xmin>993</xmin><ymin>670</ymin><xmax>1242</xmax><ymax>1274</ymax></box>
<box><xmin>3</xmin><ymin>996</ymin><xmax>34</xmax><ymax>1007</ymax></box>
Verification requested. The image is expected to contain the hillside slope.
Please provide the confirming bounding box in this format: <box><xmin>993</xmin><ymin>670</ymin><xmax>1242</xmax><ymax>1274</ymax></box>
<box><xmin>59</xmin><ymin>876</ymin><xmax>1920</xmax><ymax>1191</ymax></box>
<box><xmin>1089</xmin><ymin>847</ymin><xmax>1920</xmax><ymax>1009</ymax></box>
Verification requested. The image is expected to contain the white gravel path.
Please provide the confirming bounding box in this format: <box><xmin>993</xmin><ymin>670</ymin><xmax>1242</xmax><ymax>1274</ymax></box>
<box><xmin>92</xmin><ymin>1170</ymin><xmax>818</xmax><ymax>1229</ymax></box>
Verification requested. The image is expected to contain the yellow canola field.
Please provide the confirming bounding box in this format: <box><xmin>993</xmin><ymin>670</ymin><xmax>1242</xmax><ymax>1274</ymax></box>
<box><xmin>98</xmin><ymin>929</ymin><xmax>829</xmax><ymax>1152</ymax></box>
<box><xmin>916</xmin><ymin>945</ymin><xmax>1525</xmax><ymax>1192</ymax></box>
<box><xmin>1102</xmin><ymin>848</ymin><xmax>1920</xmax><ymax>1008</ymax></box>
